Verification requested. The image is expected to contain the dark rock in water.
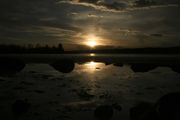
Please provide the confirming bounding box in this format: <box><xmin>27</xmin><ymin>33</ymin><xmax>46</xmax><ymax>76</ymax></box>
<box><xmin>94</xmin><ymin>105</ymin><xmax>114</xmax><ymax>120</ymax></box>
<box><xmin>105</xmin><ymin>62</ymin><xmax>111</xmax><ymax>66</ymax></box>
<box><xmin>0</xmin><ymin>57</ymin><xmax>25</xmax><ymax>76</ymax></box>
<box><xmin>12</xmin><ymin>99</ymin><xmax>31</xmax><ymax>116</ymax></box>
<box><xmin>13</xmin><ymin>86</ymin><xmax>25</xmax><ymax>90</ymax></box>
<box><xmin>50</xmin><ymin>59</ymin><xmax>75</xmax><ymax>73</ymax></box>
<box><xmin>0</xmin><ymin>79</ymin><xmax>5</xmax><ymax>82</ymax></box>
<box><xmin>112</xmin><ymin>103</ymin><xmax>122</xmax><ymax>111</ymax></box>
<box><xmin>34</xmin><ymin>90</ymin><xmax>45</xmax><ymax>94</ymax></box>
<box><xmin>77</xmin><ymin>89</ymin><xmax>94</xmax><ymax>100</ymax></box>
<box><xmin>113</xmin><ymin>63</ymin><xmax>123</xmax><ymax>67</ymax></box>
<box><xmin>130</xmin><ymin>63</ymin><xmax>157</xmax><ymax>72</ymax></box>
<box><xmin>156</xmin><ymin>92</ymin><xmax>180</xmax><ymax>120</ymax></box>
<box><xmin>20</xmin><ymin>81</ymin><xmax>34</xmax><ymax>86</ymax></box>
<box><xmin>130</xmin><ymin>102</ymin><xmax>157</xmax><ymax>120</ymax></box>
<box><xmin>170</xmin><ymin>64</ymin><xmax>180</xmax><ymax>73</ymax></box>
<box><xmin>96</xmin><ymin>67</ymin><xmax>100</xmax><ymax>70</ymax></box>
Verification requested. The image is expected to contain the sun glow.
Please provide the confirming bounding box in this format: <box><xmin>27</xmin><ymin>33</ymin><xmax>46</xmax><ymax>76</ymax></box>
<box><xmin>85</xmin><ymin>34</ymin><xmax>99</xmax><ymax>48</ymax></box>
<box><xmin>87</xmin><ymin>41</ymin><xmax>97</xmax><ymax>47</ymax></box>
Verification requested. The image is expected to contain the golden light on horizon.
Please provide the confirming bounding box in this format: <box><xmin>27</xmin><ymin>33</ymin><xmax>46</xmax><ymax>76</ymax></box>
<box><xmin>86</xmin><ymin>41</ymin><xmax>97</xmax><ymax>47</ymax></box>
<box><xmin>85</xmin><ymin>34</ymin><xmax>99</xmax><ymax>48</ymax></box>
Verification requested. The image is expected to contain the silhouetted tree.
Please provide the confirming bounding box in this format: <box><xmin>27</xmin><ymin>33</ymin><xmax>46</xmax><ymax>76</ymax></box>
<box><xmin>58</xmin><ymin>43</ymin><xmax>64</xmax><ymax>52</ymax></box>
<box><xmin>0</xmin><ymin>43</ymin><xmax>65</xmax><ymax>54</ymax></box>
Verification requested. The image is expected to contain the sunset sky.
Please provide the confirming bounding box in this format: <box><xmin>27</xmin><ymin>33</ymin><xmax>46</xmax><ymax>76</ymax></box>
<box><xmin>0</xmin><ymin>0</ymin><xmax>180</xmax><ymax>50</ymax></box>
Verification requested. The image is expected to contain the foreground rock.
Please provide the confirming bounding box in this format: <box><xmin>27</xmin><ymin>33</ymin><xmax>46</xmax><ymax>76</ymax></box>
<box><xmin>130</xmin><ymin>63</ymin><xmax>157</xmax><ymax>72</ymax></box>
<box><xmin>156</xmin><ymin>92</ymin><xmax>180</xmax><ymax>120</ymax></box>
<box><xmin>0</xmin><ymin>57</ymin><xmax>25</xmax><ymax>76</ymax></box>
<box><xmin>130</xmin><ymin>102</ymin><xmax>157</xmax><ymax>120</ymax></box>
<box><xmin>94</xmin><ymin>105</ymin><xmax>114</xmax><ymax>120</ymax></box>
<box><xmin>12</xmin><ymin>99</ymin><xmax>31</xmax><ymax>116</ymax></box>
<box><xmin>130</xmin><ymin>92</ymin><xmax>180</xmax><ymax>120</ymax></box>
<box><xmin>50</xmin><ymin>59</ymin><xmax>75</xmax><ymax>73</ymax></box>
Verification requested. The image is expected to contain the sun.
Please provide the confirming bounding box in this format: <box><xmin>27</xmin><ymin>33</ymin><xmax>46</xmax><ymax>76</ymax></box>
<box><xmin>87</xmin><ymin>40</ymin><xmax>97</xmax><ymax>47</ymax></box>
<box><xmin>85</xmin><ymin>34</ymin><xmax>98</xmax><ymax>48</ymax></box>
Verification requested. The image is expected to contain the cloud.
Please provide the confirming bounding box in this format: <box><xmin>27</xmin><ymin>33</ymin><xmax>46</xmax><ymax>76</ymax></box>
<box><xmin>58</xmin><ymin>0</ymin><xmax>179</xmax><ymax>13</ymax></box>
<box><xmin>0</xmin><ymin>0</ymin><xmax>82</xmax><ymax>45</ymax></box>
<box><xmin>134</xmin><ymin>0</ymin><xmax>157</xmax><ymax>7</ymax></box>
<box><xmin>66</xmin><ymin>0</ymin><xmax>128</xmax><ymax>11</ymax></box>
<box><xmin>150</xmin><ymin>33</ymin><xmax>163</xmax><ymax>37</ymax></box>
<box><xmin>79</xmin><ymin>0</ymin><xmax>98</xmax><ymax>4</ymax></box>
<box><xmin>0</xmin><ymin>0</ymin><xmax>180</xmax><ymax>48</ymax></box>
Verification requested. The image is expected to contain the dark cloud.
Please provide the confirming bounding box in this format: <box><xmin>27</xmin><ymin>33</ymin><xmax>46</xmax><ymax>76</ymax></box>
<box><xmin>98</xmin><ymin>1</ymin><xmax>127</xmax><ymax>10</ymax></box>
<box><xmin>66</xmin><ymin>0</ymin><xmax>180</xmax><ymax>12</ymax></box>
<box><xmin>133</xmin><ymin>0</ymin><xmax>180</xmax><ymax>8</ymax></box>
<box><xmin>79</xmin><ymin>0</ymin><xmax>98</xmax><ymax>4</ymax></box>
<box><xmin>150</xmin><ymin>33</ymin><xmax>163</xmax><ymax>37</ymax></box>
<box><xmin>0</xmin><ymin>0</ymin><xmax>91</xmax><ymax>47</ymax></box>
<box><xmin>134</xmin><ymin>0</ymin><xmax>157</xmax><ymax>7</ymax></box>
<box><xmin>70</xmin><ymin>0</ymin><xmax>128</xmax><ymax>11</ymax></box>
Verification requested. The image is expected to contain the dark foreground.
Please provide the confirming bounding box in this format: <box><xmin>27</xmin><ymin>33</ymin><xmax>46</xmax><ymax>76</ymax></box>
<box><xmin>0</xmin><ymin>54</ymin><xmax>180</xmax><ymax>120</ymax></box>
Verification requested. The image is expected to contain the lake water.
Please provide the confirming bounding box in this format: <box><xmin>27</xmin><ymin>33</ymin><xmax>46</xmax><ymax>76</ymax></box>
<box><xmin>0</xmin><ymin>54</ymin><xmax>180</xmax><ymax>120</ymax></box>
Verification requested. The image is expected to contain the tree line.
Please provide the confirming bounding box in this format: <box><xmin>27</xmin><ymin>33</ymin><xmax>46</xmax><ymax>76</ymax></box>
<box><xmin>0</xmin><ymin>43</ymin><xmax>64</xmax><ymax>54</ymax></box>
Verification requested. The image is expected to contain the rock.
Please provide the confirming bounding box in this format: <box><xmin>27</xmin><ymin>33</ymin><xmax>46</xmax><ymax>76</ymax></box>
<box><xmin>34</xmin><ymin>90</ymin><xmax>45</xmax><ymax>94</ymax></box>
<box><xmin>113</xmin><ymin>63</ymin><xmax>123</xmax><ymax>67</ymax></box>
<box><xmin>12</xmin><ymin>99</ymin><xmax>31</xmax><ymax>116</ymax></box>
<box><xmin>0</xmin><ymin>57</ymin><xmax>25</xmax><ymax>76</ymax></box>
<box><xmin>170</xmin><ymin>64</ymin><xmax>180</xmax><ymax>73</ymax></box>
<box><xmin>112</xmin><ymin>103</ymin><xmax>122</xmax><ymax>111</ymax></box>
<box><xmin>77</xmin><ymin>89</ymin><xmax>94</xmax><ymax>100</ymax></box>
<box><xmin>156</xmin><ymin>92</ymin><xmax>180</xmax><ymax>120</ymax></box>
<box><xmin>130</xmin><ymin>63</ymin><xmax>157</xmax><ymax>72</ymax></box>
<box><xmin>50</xmin><ymin>59</ymin><xmax>75</xmax><ymax>73</ymax></box>
<box><xmin>0</xmin><ymin>79</ymin><xmax>5</xmax><ymax>82</ymax></box>
<box><xmin>94</xmin><ymin>105</ymin><xmax>114</xmax><ymax>120</ymax></box>
<box><xmin>130</xmin><ymin>102</ymin><xmax>157</xmax><ymax>120</ymax></box>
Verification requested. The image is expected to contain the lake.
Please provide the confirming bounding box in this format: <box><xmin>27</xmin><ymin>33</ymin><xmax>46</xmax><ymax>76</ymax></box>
<box><xmin>0</xmin><ymin>54</ymin><xmax>180</xmax><ymax>120</ymax></box>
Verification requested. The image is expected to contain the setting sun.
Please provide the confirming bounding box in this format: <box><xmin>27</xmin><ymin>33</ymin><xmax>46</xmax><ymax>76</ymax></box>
<box><xmin>86</xmin><ymin>40</ymin><xmax>97</xmax><ymax>47</ymax></box>
<box><xmin>84</xmin><ymin>34</ymin><xmax>99</xmax><ymax>48</ymax></box>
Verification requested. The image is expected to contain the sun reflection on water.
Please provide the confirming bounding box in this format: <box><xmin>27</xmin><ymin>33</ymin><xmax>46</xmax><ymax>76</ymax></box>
<box><xmin>82</xmin><ymin>61</ymin><xmax>105</xmax><ymax>73</ymax></box>
<box><xmin>89</xmin><ymin>53</ymin><xmax>95</xmax><ymax>56</ymax></box>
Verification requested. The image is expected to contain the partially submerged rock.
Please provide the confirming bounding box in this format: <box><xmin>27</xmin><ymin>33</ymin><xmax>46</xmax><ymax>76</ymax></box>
<box><xmin>77</xmin><ymin>89</ymin><xmax>94</xmax><ymax>100</ymax></box>
<box><xmin>50</xmin><ymin>59</ymin><xmax>75</xmax><ymax>73</ymax></box>
<box><xmin>156</xmin><ymin>92</ymin><xmax>180</xmax><ymax>120</ymax></box>
<box><xmin>12</xmin><ymin>99</ymin><xmax>31</xmax><ymax>116</ymax></box>
<box><xmin>130</xmin><ymin>102</ymin><xmax>157</xmax><ymax>120</ymax></box>
<box><xmin>130</xmin><ymin>92</ymin><xmax>180</xmax><ymax>120</ymax></box>
<box><xmin>94</xmin><ymin>105</ymin><xmax>114</xmax><ymax>120</ymax></box>
<box><xmin>0</xmin><ymin>57</ymin><xmax>25</xmax><ymax>76</ymax></box>
<box><xmin>112</xmin><ymin>103</ymin><xmax>122</xmax><ymax>111</ymax></box>
<box><xmin>170</xmin><ymin>64</ymin><xmax>180</xmax><ymax>73</ymax></box>
<box><xmin>130</xmin><ymin>63</ymin><xmax>157</xmax><ymax>72</ymax></box>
